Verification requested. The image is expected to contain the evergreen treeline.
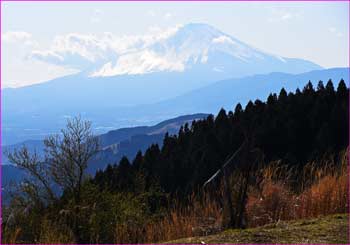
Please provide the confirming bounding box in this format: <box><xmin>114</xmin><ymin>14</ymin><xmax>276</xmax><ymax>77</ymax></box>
<box><xmin>4</xmin><ymin>79</ymin><xmax>348</xmax><ymax>244</ymax></box>
<box><xmin>94</xmin><ymin>79</ymin><xmax>348</xmax><ymax>196</ymax></box>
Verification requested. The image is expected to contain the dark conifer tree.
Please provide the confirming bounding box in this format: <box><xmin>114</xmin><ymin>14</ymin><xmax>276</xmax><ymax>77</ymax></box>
<box><xmin>317</xmin><ymin>80</ymin><xmax>325</xmax><ymax>91</ymax></box>
<box><xmin>278</xmin><ymin>88</ymin><xmax>288</xmax><ymax>101</ymax></box>
<box><xmin>326</xmin><ymin>79</ymin><xmax>335</xmax><ymax>92</ymax></box>
<box><xmin>337</xmin><ymin>79</ymin><xmax>347</xmax><ymax>97</ymax></box>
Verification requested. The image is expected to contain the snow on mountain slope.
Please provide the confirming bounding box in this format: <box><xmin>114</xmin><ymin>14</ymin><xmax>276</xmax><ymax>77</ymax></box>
<box><xmin>90</xmin><ymin>23</ymin><xmax>321</xmax><ymax>77</ymax></box>
<box><xmin>32</xmin><ymin>23</ymin><xmax>322</xmax><ymax>78</ymax></box>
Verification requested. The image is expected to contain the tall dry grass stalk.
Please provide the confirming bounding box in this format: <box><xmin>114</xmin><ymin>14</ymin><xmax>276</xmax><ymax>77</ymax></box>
<box><xmin>38</xmin><ymin>219</ymin><xmax>75</xmax><ymax>244</ymax></box>
<box><xmin>2</xmin><ymin>227</ymin><xmax>22</xmax><ymax>244</ymax></box>
<box><xmin>295</xmin><ymin>151</ymin><xmax>348</xmax><ymax>218</ymax></box>
<box><xmin>246</xmin><ymin>149</ymin><xmax>349</xmax><ymax>227</ymax></box>
<box><xmin>4</xmin><ymin>218</ymin><xmax>75</xmax><ymax>244</ymax></box>
<box><xmin>145</xmin><ymin>192</ymin><xmax>222</xmax><ymax>243</ymax></box>
<box><xmin>114</xmin><ymin>192</ymin><xmax>223</xmax><ymax>243</ymax></box>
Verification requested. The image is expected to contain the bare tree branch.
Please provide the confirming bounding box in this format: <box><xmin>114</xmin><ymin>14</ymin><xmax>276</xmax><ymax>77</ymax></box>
<box><xmin>7</xmin><ymin>147</ymin><xmax>57</xmax><ymax>203</ymax></box>
<box><xmin>44</xmin><ymin>116</ymin><xmax>99</xmax><ymax>204</ymax></box>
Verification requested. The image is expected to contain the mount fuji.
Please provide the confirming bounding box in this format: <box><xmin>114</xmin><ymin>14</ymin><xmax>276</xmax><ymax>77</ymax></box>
<box><xmin>88</xmin><ymin>23</ymin><xmax>321</xmax><ymax>78</ymax></box>
<box><xmin>3</xmin><ymin>23</ymin><xmax>323</xmax><ymax>145</ymax></box>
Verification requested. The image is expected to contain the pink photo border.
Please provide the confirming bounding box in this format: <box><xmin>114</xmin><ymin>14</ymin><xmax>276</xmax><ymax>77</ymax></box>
<box><xmin>0</xmin><ymin>0</ymin><xmax>349</xmax><ymax>244</ymax></box>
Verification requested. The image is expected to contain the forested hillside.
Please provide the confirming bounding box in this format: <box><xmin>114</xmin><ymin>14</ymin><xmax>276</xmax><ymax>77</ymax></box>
<box><xmin>94</xmin><ymin>79</ymin><xmax>348</xmax><ymax>196</ymax></box>
<box><xmin>3</xmin><ymin>79</ymin><xmax>348</xmax><ymax>244</ymax></box>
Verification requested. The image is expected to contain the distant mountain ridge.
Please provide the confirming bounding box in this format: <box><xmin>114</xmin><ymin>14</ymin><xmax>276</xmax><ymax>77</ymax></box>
<box><xmin>3</xmin><ymin>23</ymin><xmax>322</xmax><ymax>145</ymax></box>
<box><xmin>142</xmin><ymin>67</ymin><xmax>349</xmax><ymax>114</ymax></box>
<box><xmin>3</xmin><ymin>68</ymin><xmax>347</xmax><ymax>145</ymax></box>
<box><xmin>2</xmin><ymin>113</ymin><xmax>208</xmax><ymax>189</ymax></box>
<box><xmin>90</xmin><ymin>113</ymin><xmax>208</xmax><ymax>173</ymax></box>
<box><xmin>45</xmin><ymin>67</ymin><xmax>347</xmax><ymax>133</ymax></box>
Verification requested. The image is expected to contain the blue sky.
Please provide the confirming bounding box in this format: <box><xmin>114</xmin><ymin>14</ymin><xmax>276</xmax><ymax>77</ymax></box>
<box><xmin>1</xmin><ymin>1</ymin><xmax>349</xmax><ymax>88</ymax></box>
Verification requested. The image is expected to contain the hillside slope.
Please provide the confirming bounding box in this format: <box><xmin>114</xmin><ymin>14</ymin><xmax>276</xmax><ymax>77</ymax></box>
<box><xmin>2</xmin><ymin>113</ymin><xmax>208</xmax><ymax>192</ymax></box>
<box><xmin>168</xmin><ymin>214</ymin><xmax>349</xmax><ymax>244</ymax></box>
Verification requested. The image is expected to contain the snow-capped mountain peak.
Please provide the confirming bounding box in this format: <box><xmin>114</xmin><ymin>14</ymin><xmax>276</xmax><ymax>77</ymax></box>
<box><xmin>31</xmin><ymin>23</ymin><xmax>321</xmax><ymax>78</ymax></box>
<box><xmin>91</xmin><ymin>23</ymin><xmax>295</xmax><ymax>77</ymax></box>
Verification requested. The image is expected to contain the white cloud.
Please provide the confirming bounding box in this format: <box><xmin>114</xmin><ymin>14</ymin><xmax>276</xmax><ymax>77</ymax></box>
<box><xmin>30</xmin><ymin>25</ymin><xmax>182</xmax><ymax>73</ymax></box>
<box><xmin>2</xmin><ymin>31</ymin><xmax>31</xmax><ymax>42</ymax></box>
<box><xmin>148</xmin><ymin>25</ymin><xmax>162</xmax><ymax>34</ymax></box>
<box><xmin>30</xmin><ymin>33</ymin><xmax>113</xmax><ymax>70</ymax></box>
<box><xmin>2</xmin><ymin>31</ymin><xmax>37</xmax><ymax>46</ymax></box>
<box><xmin>91</xmin><ymin>9</ymin><xmax>103</xmax><ymax>24</ymax></box>
<box><xmin>147</xmin><ymin>10</ymin><xmax>156</xmax><ymax>17</ymax></box>
<box><xmin>164</xmin><ymin>12</ymin><xmax>174</xmax><ymax>20</ymax></box>
<box><xmin>281</xmin><ymin>13</ymin><xmax>292</xmax><ymax>21</ymax></box>
<box><xmin>328</xmin><ymin>27</ymin><xmax>337</xmax><ymax>33</ymax></box>
<box><xmin>267</xmin><ymin>7</ymin><xmax>302</xmax><ymax>22</ymax></box>
<box><xmin>329</xmin><ymin>27</ymin><xmax>343</xmax><ymax>38</ymax></box>
<box><xmin>31</xmin><ymin>50</ymin><xmax>64</xmax><ymax>62</ymax></box>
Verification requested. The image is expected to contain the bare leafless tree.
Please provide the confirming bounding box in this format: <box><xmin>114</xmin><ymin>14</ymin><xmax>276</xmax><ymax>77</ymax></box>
<box><xmin>7</xmin><ymin>147</ymin><xmax>57</xmax><ymax>204</ymax></box>
<box><xmin>6</xmin><ymin>116</ymin><xmax>99</xmax><ymax>206</ymax></box>
<box><xmin>45</xmin><ymin>116</ymin><xmax>99</xmax><ymax>204</ymax></box>
<box><xmin>7</xmin><ymin>116</ymin><xmax>99</xmax><ymax>242</ymax></box>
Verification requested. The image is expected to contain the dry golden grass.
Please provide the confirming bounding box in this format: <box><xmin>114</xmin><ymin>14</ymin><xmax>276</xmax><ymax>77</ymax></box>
<box><xmin>126</xmin><ymin>192</ymin><xmax>223</xmax><ymax>243</ymax></box>
<box><xmin>246</xmin><ymin>149</ymin><xmax>348</xmax><ymax>227</ymax></box>
<box><xmin>38</xmin><ymin>219</ymin><xmax>75</xmax><ymax>244</ymax></box>
<box><xmin>246</xmin><ymin>181</ymin><xmax>293</xmax><ymax>227</ymax></box>
<box><xmin>3</xmin><ymin>219</ymin><xmax>75</xmax><ymax>244</ymax></box>
<box><xmin>296</xmin><ymin>168</ymin><xmax>348</xmax><ymax>218</ymax></box>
